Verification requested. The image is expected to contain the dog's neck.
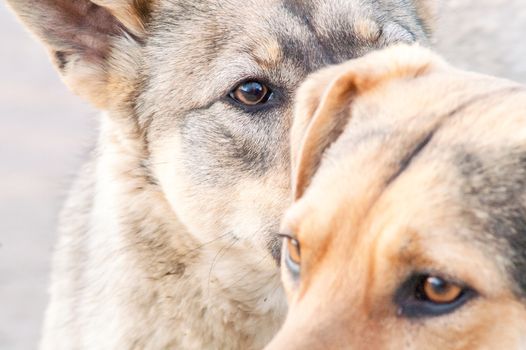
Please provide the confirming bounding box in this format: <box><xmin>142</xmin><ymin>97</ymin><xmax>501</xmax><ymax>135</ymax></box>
<box><xmin>78</xmin><ymin>113</ymin><xmax>286</xmax><ymax>348</ymax></box>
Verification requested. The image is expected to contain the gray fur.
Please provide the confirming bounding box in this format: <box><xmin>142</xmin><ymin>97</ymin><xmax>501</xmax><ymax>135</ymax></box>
<box><xmin>457</xmin><ymin>145</ymin><xmax>526</xmax><ymax>296</ymax></box>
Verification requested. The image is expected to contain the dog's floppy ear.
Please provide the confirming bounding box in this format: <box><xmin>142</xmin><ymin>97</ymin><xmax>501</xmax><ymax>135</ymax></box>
<box><xmin>292</xmin><ymin>44</ymin><xmax>442</xmax><ymax>200</ymax></box>
<box><xmin>291</xmin><ymin>66</ymin><xmax>357</xmax><ymax>201</ymax></box>
<box><xmin>6</xmin><ymin>0</ymin><xmax>153</xmax><ymax>109</ymax></box>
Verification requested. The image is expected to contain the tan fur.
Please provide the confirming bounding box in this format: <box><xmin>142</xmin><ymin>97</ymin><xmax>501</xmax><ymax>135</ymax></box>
<box><xmin>252</xmin><ymin>38</ymin><xmax>283</xmax><ymax>70</ymax></box>
<box><xmin>267</xmin><ymin>44</ymin><xmax>526</xmax><ymax>349</ymax></box>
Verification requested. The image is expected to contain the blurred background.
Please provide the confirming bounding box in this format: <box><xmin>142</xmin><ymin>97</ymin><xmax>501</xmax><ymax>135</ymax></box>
<box><xmin>1</xmin><ymin>0</ymin><xmax>525</xmax><ymax>348</ymax></box>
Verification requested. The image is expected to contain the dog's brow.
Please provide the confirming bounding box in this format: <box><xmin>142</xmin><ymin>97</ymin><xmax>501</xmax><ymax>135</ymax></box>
<box><xmin>279</xmin><ymin>223</ymin><xmax>298</xmax><ymax>240</ymax></box>
<box><xmin>251</xmin><ymin>39</ymin><xmax>283</xmax><ymax>69</ymax></box>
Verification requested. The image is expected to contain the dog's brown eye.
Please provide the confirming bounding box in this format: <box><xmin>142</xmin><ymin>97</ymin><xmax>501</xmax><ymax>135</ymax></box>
<box><xmin>230</xmin><ymin>81</ymin><xmax>272</xmax><ymax>106</ymax></box>
<box><xmin>395</xmin><ymin>273</ymin><xmax>475</xmax><ymax>318</ymax></box>
<box><xmin>422</xmin><ymin>276</ymin><xmax>463</xmax><ymax>304</ymax></box>
<box><xmin>280</xmin><ymin>235</ymin><xmax>301</xmax><ymax>276</ymax></box>
<box><xmin>286</xmin><ymin>237</ymin><xmax>301</xmax><ymax>266</ymax></box>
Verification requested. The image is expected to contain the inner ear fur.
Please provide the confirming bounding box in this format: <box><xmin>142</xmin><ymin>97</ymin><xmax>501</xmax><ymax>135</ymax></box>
<box><xmin>92</xmin><ymin>0</ymin><xmax>151</xmax><ymax>35</ymax></box>
<box><xmin>6</xmin><ymin>0</ymin><xmax>153</xmax><ymax>109</ymax></box>
<box><xmin>292</xmin><ymin>44</ymin><xmax>444</xmax><ymax>200</ymax></box>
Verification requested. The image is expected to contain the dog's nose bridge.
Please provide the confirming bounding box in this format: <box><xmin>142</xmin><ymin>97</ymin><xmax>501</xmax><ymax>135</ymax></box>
<box><xmin>266</xmin><ymin>293</ymin><xmax>375</xmax><ymax>350</ymax></box>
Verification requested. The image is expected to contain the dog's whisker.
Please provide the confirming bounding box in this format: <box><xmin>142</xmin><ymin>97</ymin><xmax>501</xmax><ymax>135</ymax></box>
<box><xmin>206</xmin><ymin>235</ymin><xmax>240</xmax><ymax>298</ymax></box>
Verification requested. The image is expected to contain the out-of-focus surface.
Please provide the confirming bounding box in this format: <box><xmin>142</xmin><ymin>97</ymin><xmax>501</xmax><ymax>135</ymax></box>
<box><xmin>0</xmin><ymin>0</ymin><xmax>524</xmax><ymax>348</ymax></box>
<box><xmin>435</xmin><ymin>0</ymin><xmax>526</xmax><ymax>83</ymax></box>
<box><xmin>0</xmin><ymin>2</ymin><xmax>96</xmax><ymax>349</ymax></box>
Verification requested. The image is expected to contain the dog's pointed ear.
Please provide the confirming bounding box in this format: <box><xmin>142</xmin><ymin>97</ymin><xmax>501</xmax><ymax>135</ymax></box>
<box><xmin>6</xmin><ymin>0</ymin><xmax>153</xmax><ymax>109</ymax></box>
<box><xmin>292</xmin><ymin>44</ymin><xmax>442</xmax><ymax>200</ymax></box>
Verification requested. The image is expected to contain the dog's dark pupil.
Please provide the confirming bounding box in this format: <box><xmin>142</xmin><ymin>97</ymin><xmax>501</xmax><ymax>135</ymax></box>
<box><xmin>426</xmin><ymin>277</ymin><xmax>447</xmax><ymax>295</ymax></box>
<box><xmin>237</xmin><ymin>81</ymin><xmax>267</xmax><ymax>104</ymax></box>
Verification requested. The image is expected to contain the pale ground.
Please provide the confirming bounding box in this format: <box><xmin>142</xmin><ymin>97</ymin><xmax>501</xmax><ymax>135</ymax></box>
<box><xmin>0</xmin><ymin>1</ymin><xmax>525</xmax><ymax>349</ymax></box>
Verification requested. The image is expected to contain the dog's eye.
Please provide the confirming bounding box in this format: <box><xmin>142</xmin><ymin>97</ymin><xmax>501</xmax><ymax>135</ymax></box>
<box><xmin>281</xmin><ymin>235</ymin><xmax>301</xmax><ymax>276</ymax></box>
<box><xmin>421</xmin><ymin>276</ymin><xmax>463</xmax><ymax>304</ymax></box>
<box><xmin>395</xmin><ymin>274</ymin><xmax>476</xmax><ymax>318</ymax></box>
<box><xmin>229</xmin><ymin>81</ymin><xmax>273</xmax><ymax>106</ymax></box>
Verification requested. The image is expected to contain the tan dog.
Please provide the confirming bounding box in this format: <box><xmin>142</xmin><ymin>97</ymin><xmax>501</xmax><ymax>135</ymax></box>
<box><xmin>267</xmin><ymin>44</ymin><xmax>526</xmax><ymax>349</ymax></box>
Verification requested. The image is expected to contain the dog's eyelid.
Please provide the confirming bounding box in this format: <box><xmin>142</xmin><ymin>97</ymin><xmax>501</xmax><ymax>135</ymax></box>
<box><xmin>278</xmin><ymin>232</ymin><xmax>297</xmax><ymax>241</ymax></box>
<box><xmin>404</xmin><ymin>270</ymin><xmax>475</xmax><ymax>295</ymax></box>
<box><xmin>279</xmin><ymin>218</ymin><xmax>297</xmax><ymax>237</ymax></box>
<box><xmin>226</xmin><ymin>76</ymin><xmax>279</xmax><ymax>95</ymax></box>
<box><xmin>415</xmin><ymin>270</ymin><xmax>463</xmax><ymax>285</ymax></box>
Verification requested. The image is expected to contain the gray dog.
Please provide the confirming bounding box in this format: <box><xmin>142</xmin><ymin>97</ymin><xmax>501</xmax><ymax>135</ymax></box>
<box><xmin>7</xmin><ymin>0</ymin><xmax>434</xmax><ymax>348</ymax></box>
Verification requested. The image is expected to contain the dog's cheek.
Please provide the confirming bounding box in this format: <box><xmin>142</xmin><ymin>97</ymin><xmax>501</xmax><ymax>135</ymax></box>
<box><xmin>149</xmin><ymin>134</ymin><xmax>229</xmax><ymax>243</ymax></box>
<box><xmin>280</xmin><ymin>264</ymin><xmax>298</xmax><ymax>301</ymax></box>
<box><xmin>153</xmin><ymin>104</ymin><xmax>290</xmax><ymax>242</ymax></box>
<box><xmin>225</xmin><ymin>175</ymin><xmax>290</xmax><ymax>243</ymax></box>
<box><xmin>149</xmin><ymin>132</ymin><xmax>290</xmax><ymax>251</ymax></box>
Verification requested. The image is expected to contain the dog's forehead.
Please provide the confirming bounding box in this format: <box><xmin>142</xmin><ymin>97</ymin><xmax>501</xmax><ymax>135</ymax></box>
<box><xmin>139</xmin><ymin>0</ymin><xmax>430</xmax><ymax>143</ymax></box>
<box><xmin>147</xmin><ymin>0</ymin><xmax>424</xmax><ymax>86</ymax></box>
<box><xmin>139</xmin><ymin>0</ymin><xmax>430</xmax><ymax>142</ymax></box>
<box><xmin>296</xmin><ymin>145</ymin><xmax>518</xmax><ymax>297</ymax></box>
<box><xmin>296</xmin><ymin>79</ymin><xmax>526</xmax><ymax>297</ymax></box>
<box><xmin>370</xmin><ymin>144</ymin><xmax>526</xmax><ymax>295</ymax></box>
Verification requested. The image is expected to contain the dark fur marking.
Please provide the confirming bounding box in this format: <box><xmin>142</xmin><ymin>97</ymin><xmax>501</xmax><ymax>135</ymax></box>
<box><xmin>281</xmin><ymin>0</ymin><xmax>338</xmax><ymax>65</ymax></box>
<box><xmin>133</xmin><ymin>0</ymin><xmax>153</xmax><ymax>24</ymax></box>
<box><xmin>278</xmin><ymin>37</ymin><xmax>316</xmax><ymax>73</ymax></box>
<box><xmin>386</xmin><ymin>87</ymin><xmax>523</xmax><ymax>188</ymax></box>
<box><xmin>281</xmin><ymin>1</ymin><xmax>415</xmax><ymax>66</ymax></box>
<box><xmin>54</xmin><ymin>51</ymin><xmax>68</xmax><ymax>70</ymax></box>
<box><xmin>140</xmin><ymin>160</ymin><xmax>160</xmax><ymax>187</ymax></box>
<box><xmin>178</xmin><ymin>101</ymin><xmax>290</xmax><ymax>187</ymax></box>
<box><xmin>457</xmin><ymin>149</ymin><xmax>526</xmax><ymax>295</ymax></box>
<box><xmin>267</xmin><ymin>234</ymin><xmax>283</xmax><ymax>265</ymax></box>
<box><xmin>386</xmin><ymin>129</ymin><xmax>435</xmax><ymax>186</ymax></box>
<box><xmin>503</xmin><ymin>210</ymin><xmax>526</xmax><ymax>294</ymax></box>
<box><xmin>162</xmin><ymin>262</ymin><xmax>187</xmax><ymax>278</ymax></box>
<box><xmin>289</xmin><ymin>6</ymin><xmax>376</xmax><ymax>63</ymax></box>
